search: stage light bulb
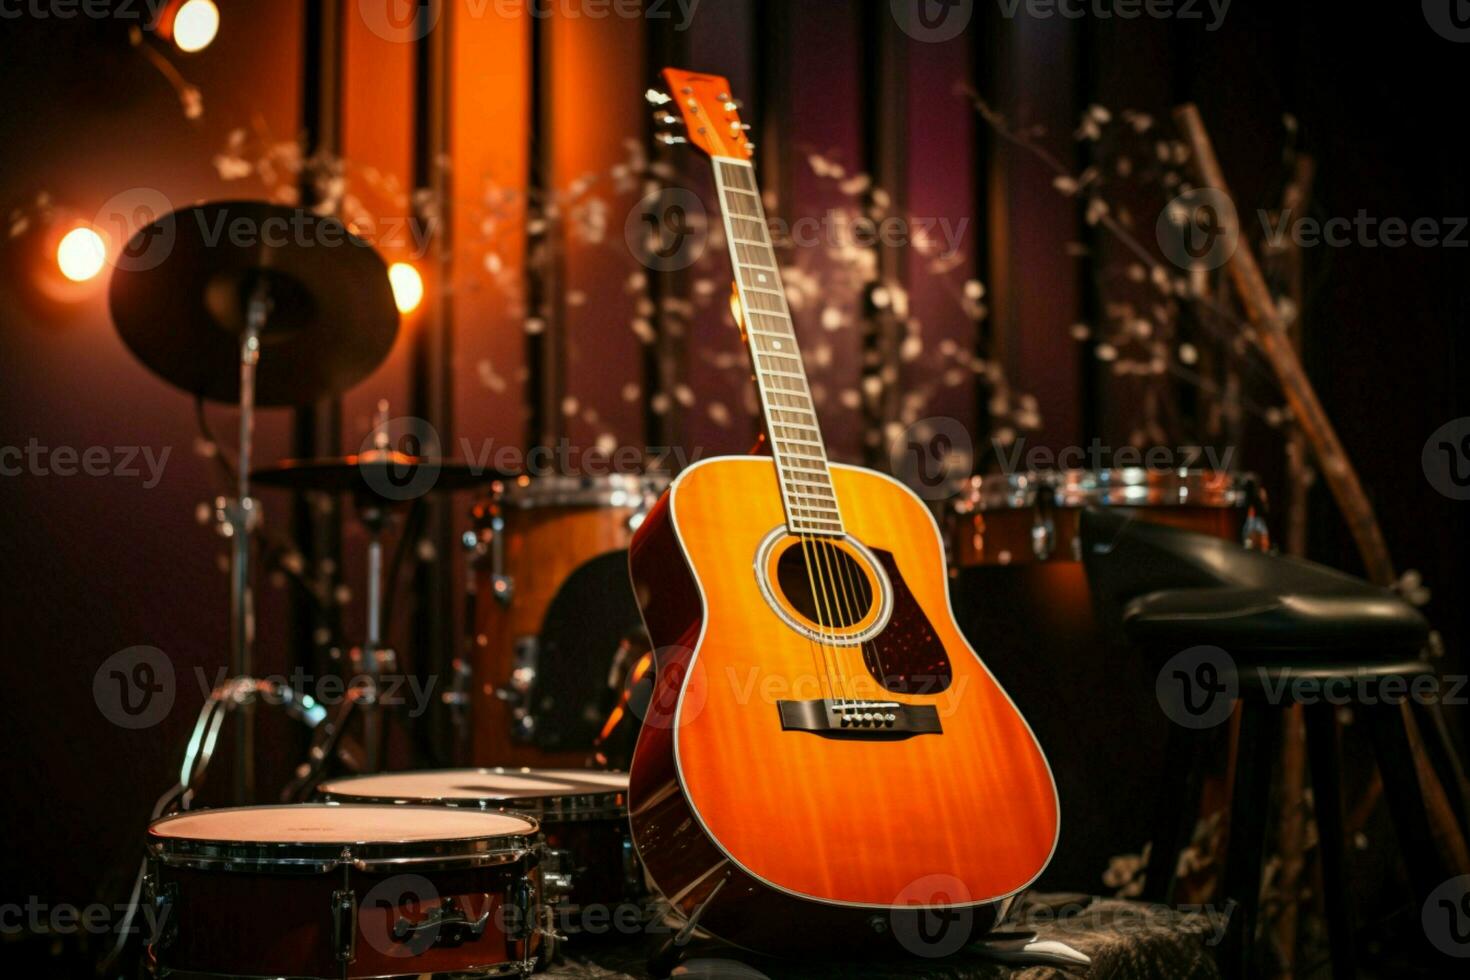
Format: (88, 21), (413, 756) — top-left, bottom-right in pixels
(388, 263), (424, 314)
(172, 0), (219, 53)
(57, 227), (106, 283)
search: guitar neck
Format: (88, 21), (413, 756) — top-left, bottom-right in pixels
(711, 157), (844, 538)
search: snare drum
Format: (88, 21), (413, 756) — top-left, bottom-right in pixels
(949, 468), (1253, 566)
(146, 804), (543, 978)
(469, 474), (668, 766)
(946, 469), (1261, 892)
(319, 769), (641, 915)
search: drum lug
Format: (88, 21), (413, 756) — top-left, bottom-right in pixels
(541, 847), (576, 902)
(510, 875), (537, 943)
(332, 887), (358, 965)
(481, 513), (515, 605)
(1031, 516), (1056, 561)
(499, 637), (540, 743)
(144, 874), (178, 951)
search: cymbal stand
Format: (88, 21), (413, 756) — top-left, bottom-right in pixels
(352, 493), (398, 772)
(217, 278), (269, 802)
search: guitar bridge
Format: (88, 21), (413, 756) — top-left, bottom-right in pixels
(776, 699), (941, 740)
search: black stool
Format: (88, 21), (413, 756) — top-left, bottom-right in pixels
(1079, 508), (1465, 978)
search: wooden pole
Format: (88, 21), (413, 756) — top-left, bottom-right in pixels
(1267, 153), (1314, 979)
(1172, 104), (1395, 588)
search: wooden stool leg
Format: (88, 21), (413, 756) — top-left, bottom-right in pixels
(1220, 704), (1280, 979)
(1367, 701), (1453, 911)
(1143, 725), (1206, 904)
(1303, 702), (1355, 980)
(1409, 698), (1470, 836)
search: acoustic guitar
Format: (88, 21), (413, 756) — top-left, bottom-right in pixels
(627, 68), (1059, 956)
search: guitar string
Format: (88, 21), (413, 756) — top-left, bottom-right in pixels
(788, 479), (838, 705)
(725, 157), (852, 710)
(718, 163), (838, 706)
(811, 531), (858, 715)
(818, 529), (873, 717)
(798, 526), (850, 708)
(746, 184), (847, 707)
(780, 377), (851, 706)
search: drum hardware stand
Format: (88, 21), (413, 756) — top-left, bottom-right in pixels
(351, 490), (399, 774)
(646, 876), (728, 977)
(214, 279), (270, 803)
(281, 682), (373, 801)
(102, 675), (330, 974)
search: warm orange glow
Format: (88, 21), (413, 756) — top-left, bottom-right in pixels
(172, 0), (219, 53)
(388, 262), (424, 314)
(56, 226), (106, 283)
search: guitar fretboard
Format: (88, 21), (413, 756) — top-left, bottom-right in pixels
(713, 158), (844, 537)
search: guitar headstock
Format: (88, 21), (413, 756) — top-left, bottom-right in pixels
(648, 67), (754, 161)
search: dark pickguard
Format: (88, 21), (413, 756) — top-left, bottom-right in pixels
(861, 548), (952, 694)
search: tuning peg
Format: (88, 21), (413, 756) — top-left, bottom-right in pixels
(724, 99), (743, 113)
(656, 133), (688, 146)
(645, 88), (673, 106)
(653, 111), (684, 129)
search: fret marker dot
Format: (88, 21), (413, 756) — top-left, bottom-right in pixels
(773, 341), (782, 350)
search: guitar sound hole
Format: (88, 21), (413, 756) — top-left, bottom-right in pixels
(775, 542), (874, 628)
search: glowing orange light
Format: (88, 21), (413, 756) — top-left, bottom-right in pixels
(388, 262), (424, 314)
(56, 226), (107, 283)
(172, 0), (219, 53)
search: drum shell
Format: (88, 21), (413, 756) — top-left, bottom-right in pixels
(148, 861), (540, 979)
(541, 816), (640, 913)
(470, 476), (663, 766)
(147, 806), (543, 979)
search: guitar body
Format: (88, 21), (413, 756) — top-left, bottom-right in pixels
(628, 457), (1059, 955)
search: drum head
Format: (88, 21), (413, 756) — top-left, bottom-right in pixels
(320, 769), (629, 822)
(149, 804), (538, 871)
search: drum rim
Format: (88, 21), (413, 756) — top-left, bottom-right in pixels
(317, 767), (630, 823)
(490, 472), (671, 510)
(148, 804), (541, 872)
(955, 467), (1254, 511)
(148, 966), (533, 979)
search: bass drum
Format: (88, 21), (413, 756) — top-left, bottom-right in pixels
(947, 468), (1263, 893)
(469, 474), (668, 767)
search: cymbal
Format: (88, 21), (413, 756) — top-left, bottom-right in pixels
(108, 201), (399, 406)
(252, 452), (506, 499)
